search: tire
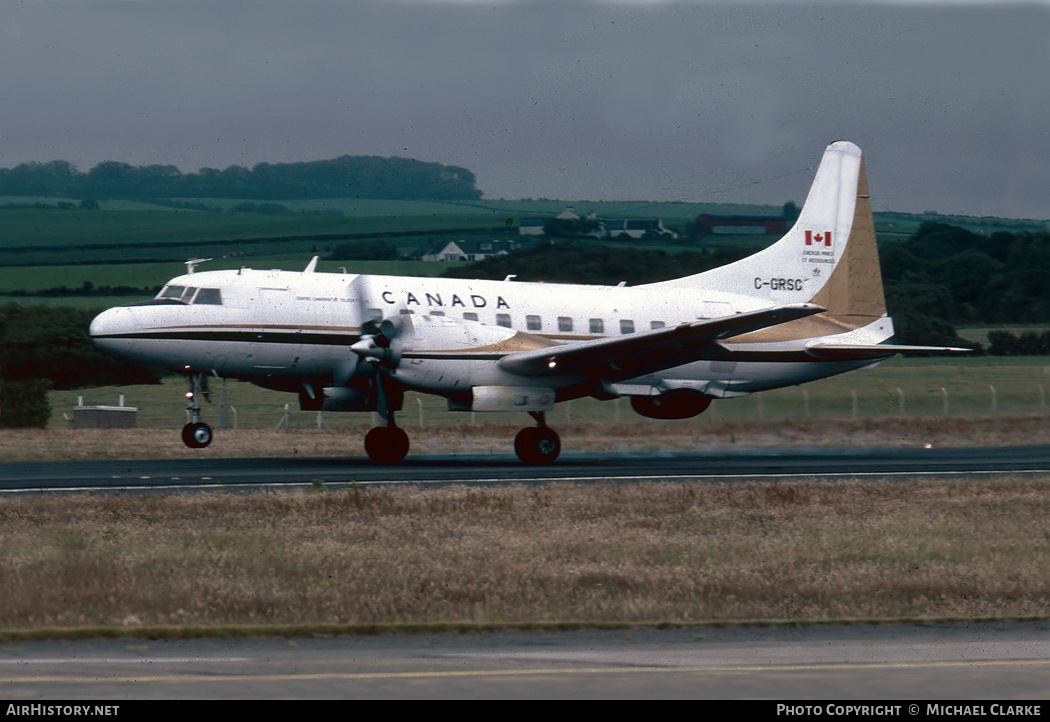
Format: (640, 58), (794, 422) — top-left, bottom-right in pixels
(515, 426), (561, 465)
(181, 422), (213, 449)
(365, 426), (410, 464)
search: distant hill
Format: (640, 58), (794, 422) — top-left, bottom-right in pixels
(0, 156), (483, 201)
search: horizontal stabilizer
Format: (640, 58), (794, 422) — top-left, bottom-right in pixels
(804, 343), (972, 360)
(499, 303), (825, 379)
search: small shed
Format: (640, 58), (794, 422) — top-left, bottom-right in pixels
(72, 395), (138, 429)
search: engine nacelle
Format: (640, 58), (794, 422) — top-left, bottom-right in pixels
(320, 386), (377, 412)
(299, 384), (378, 412)
(467, 386), (556, 412)
(630, 389), (712, 420)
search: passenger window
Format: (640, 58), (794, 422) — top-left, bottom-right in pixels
(650, 320), (665, 330)
(160, 285), (186, 300)
(463, 312), (479, 322)
(399, 309), (414, 315)
(526, 315), (542, 331)
(557, 316), (573, 332)
(620, 319), (635, 334)
(429, 310), (445, 316)
(496, 313), (512, 328)
(194, 288), (222, 305)
(589, 318), (604, 334)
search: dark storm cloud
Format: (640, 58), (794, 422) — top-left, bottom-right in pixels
(1, 0), (1047, 218)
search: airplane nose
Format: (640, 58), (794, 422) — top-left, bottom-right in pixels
(89, 307), (133, 356)
(90, 306), (122, 338)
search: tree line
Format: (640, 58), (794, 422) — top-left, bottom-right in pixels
(878, 222), (1050, 348)
(0, 304), (161, 428)
(0, 156), (482, 201)
(880, 221), (1050, 324)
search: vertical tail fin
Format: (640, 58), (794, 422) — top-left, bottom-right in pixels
(653, 141), (887, 333)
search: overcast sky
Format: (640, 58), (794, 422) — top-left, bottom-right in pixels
(2, 0), (1048, 218)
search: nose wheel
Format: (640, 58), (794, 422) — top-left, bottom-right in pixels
(515, 413), (561, 465)
(182, 421), (213, 449)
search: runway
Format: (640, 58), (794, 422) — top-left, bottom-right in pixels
(4, 444), (1050, 494)
(3, 448), (1049, 699)
(1, 622), (1047, 699)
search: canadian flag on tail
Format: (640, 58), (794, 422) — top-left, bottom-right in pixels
(805, 230), (832, 247)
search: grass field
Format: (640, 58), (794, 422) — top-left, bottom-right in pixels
(0, 206), (509, 249)
(0, 194), (817, 271)
(0, 204), (513, 266)
(0, 257), (456, 298)
(42, 357), (1050, 439)
(0, 477), (1046, 632)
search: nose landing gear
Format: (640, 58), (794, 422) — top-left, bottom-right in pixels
(181, 372), (213, 449)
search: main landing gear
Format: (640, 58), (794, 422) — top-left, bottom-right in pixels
(514, 411), (561, 465)
(364, 423), (410, 464)
(181, 372), (213, 449)
(362, 409), (561, 465)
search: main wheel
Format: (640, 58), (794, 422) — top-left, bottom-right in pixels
(364, 426), (410, 464)
(514, 426), (561, 465)
(181, 421), (213, 449)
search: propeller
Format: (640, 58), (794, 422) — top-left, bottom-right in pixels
(350, 315), (407, 369)
(345, 315), (411, 424)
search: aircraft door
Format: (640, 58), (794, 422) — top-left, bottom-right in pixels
(251, 287), (301, 372)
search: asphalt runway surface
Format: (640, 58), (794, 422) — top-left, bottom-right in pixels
(4, 444), (1050, 494)
(4, 447), (1048, 699)
(1, 623), (1047, 699)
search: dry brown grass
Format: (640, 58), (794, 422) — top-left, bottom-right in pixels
(3, 415), (1050, 461)
(3, 418), (1049, 635)
(1, 478), (1048, 631)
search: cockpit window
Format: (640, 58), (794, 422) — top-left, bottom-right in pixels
(156, 285), (222, 305)
(193, 288), (222, 305)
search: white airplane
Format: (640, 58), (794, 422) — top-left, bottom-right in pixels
(90, 141), (964, 464)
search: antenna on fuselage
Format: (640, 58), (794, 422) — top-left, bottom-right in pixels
(185, 258), (213, 274)
(304, 256), (319, 273)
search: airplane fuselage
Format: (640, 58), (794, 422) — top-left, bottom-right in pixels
(91, 265), (885, 403)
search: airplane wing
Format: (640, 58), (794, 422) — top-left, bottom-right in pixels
(498, 303), (825, 380)
(804, 343), (972, 360)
